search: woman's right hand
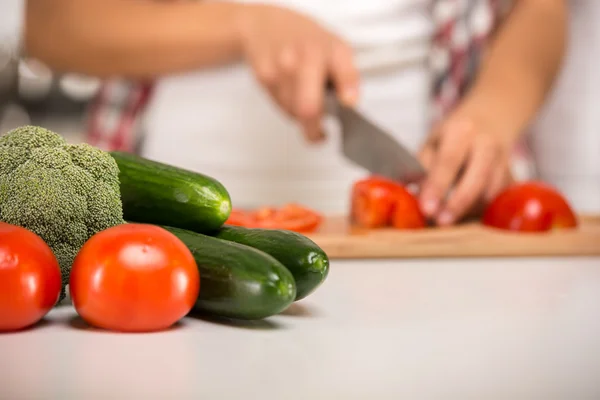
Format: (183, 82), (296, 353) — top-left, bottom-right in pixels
(235, 4), (360, 142)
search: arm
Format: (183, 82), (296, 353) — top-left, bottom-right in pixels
(459, 0), (568, 141)
(418, 0), (568, 225)
(24, 0), (359, 141)
(24, 0), (244, 79)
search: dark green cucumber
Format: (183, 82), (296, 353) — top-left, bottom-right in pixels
(111, 151), (231, 233)
(163, 225), (296, 320)
(213, 226), (329, 301)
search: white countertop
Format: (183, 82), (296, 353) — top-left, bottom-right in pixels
(2, 257), (600, 400)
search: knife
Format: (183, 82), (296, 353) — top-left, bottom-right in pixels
(325, 82), (427, 184)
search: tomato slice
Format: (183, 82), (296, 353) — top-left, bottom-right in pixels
(391, 189), (427, 230)
(351, 176), (426, 229)
(225, 203), (323, 233)
(225, 209), (254, 227)
(351, 176), (401, 228)
(482, 181), (578, 232)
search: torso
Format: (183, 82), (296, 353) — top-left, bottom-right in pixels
(529, 0), (600, 213)
(142, 0), (433, 213)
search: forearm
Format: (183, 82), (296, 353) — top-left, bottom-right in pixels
(24, 0), (243, 79)
(461, 0), (567, 141)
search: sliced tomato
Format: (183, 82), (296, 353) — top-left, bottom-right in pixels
(482, 181), (578, 232)
(256, 203), (322, 232)
(351, 176), (402, 228)
(391, 189), (427, 229)
(351, 176), (426, 229)
(225, 209), (254, 227)
(225, 203), (323, 233)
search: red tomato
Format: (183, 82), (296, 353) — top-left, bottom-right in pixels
(0, 222), (61, 332)
(69, 224), (200, 332)
(482, 181), (578, 232)
(391, 190), (427, 230)
(351, 176), (400, 228)
(226, 203), (323, 233)
(225, 209), (253, 227)
(351, 176), (426, 229)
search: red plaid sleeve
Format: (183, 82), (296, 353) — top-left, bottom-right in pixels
(431, 0), (534, 179)
(85, 79), (153, 152)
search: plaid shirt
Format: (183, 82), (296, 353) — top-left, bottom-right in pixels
(85, 0), (517, 157)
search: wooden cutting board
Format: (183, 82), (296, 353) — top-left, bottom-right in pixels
(307, 215), (600, 259)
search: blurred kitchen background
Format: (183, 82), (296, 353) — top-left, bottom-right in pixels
(0, 57), (96, 144)
(1, 0), (599, 213)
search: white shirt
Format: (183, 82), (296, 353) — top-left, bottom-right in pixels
(233, 0), (432, 72)
(143, 0), (433, 213)
(0, 0), (24, 100)
(529, 0), (600, 213)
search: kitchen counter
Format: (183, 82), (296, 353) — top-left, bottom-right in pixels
(2, 257), (600, 399)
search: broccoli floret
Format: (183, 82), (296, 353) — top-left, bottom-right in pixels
(0, 125), (125, 301)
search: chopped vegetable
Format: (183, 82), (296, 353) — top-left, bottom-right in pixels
(226, 203), (323, 233)
(0, 126), (125, 301)
(351, 176), (425, 229)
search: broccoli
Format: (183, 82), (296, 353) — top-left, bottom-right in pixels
(0, 126), (125, 301)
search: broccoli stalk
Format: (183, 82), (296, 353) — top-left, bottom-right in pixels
(0, 126), (125, 302)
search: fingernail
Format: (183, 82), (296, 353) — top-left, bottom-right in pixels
(437, 210), (454, 226)
(341, 88), (358, 105)
(313, 130), (326, 144)
(420, 198), (439, 216)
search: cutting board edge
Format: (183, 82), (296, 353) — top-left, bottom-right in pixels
(308, 213), (600, 259)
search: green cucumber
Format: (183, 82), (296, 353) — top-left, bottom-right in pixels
(111, 151), (231, 233)
(163, 225), (296, 320)
(213, 226), (329, 301)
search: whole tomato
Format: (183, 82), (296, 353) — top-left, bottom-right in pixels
(482, 181), (578, 232)
(0, 222), (61, 332)
(351, 176), (426, 229)
(69, 223), (200, 332)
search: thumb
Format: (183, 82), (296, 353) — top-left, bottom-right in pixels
(418, 143), (435, 172)
(418, 123), (442, 172)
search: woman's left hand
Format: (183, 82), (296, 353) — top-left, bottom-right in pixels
(417, 103), (515, 226)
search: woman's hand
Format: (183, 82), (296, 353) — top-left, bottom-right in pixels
(235, 4), (360, 142)
(418, 103), (515, 226)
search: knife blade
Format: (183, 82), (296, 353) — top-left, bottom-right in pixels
(325, 86), (427, 184)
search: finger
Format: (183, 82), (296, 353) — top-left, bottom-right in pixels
(415, 126), (441, 197)
(249, 50), (290, 116)
(251, 51), (278, 93)
(301, 116), (326, 143)
(329, 42), (359, 106)
(437, 135), (496, 225)
(275, 46), (298, 116)
(274, 84), (295, 119)
(415, 143), (435, 197)
(419, 118), (473, 217)
(295, 43), (327, 142)
(484, 162), (510, 202)
(278, 45), (298, 75)
(418, 131), (439, 172)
